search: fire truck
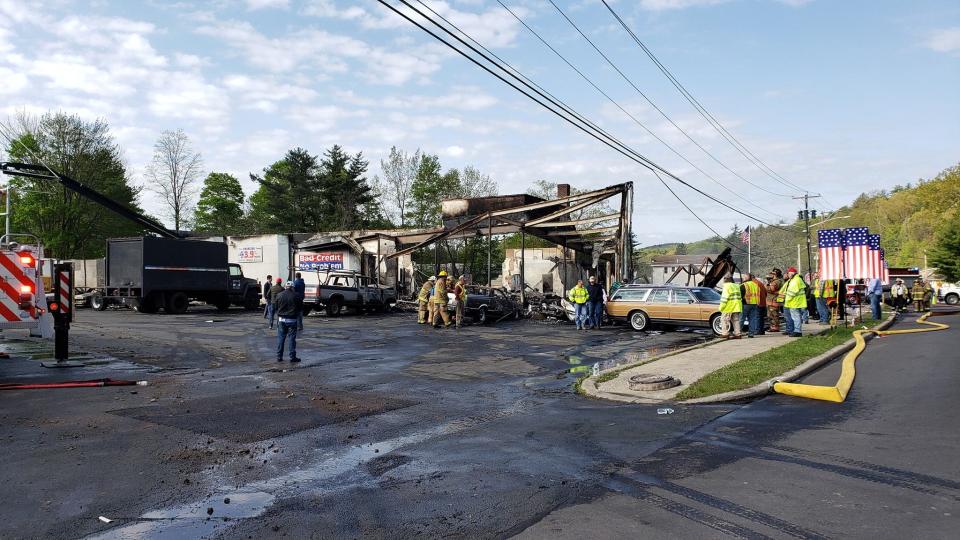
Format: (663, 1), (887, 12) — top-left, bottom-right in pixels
(0, 235), (52, 338)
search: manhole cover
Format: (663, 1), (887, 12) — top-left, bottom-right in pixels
(628, 373), (681, 391)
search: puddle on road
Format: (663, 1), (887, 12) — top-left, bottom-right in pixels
(92, 400), (534, 539)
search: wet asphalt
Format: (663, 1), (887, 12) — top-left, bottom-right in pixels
(1, 308), (956, 539)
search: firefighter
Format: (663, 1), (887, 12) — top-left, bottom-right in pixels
(912, 277), (931, 312)
(782, 267), (807, 337)
(765, 269), (783, 332)
(417, 276), (435, 324)
(453, 275), (468, 328)
(891, 278), (908, 313)
(719, 275), (742, 339)
(432, 271), (452, 328)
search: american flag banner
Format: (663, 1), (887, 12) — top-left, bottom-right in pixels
(844, 227), (872, 279)
(817, 228), (845, 279)
(868, 234), (882, 279)
(740, 226), (750, 245)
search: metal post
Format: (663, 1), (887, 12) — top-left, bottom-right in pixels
(562, 239), (567, 293)
(804, 194), (814, 279)
(487, 215), (492, 287)
(520, 225), (526, 307)
(4, 185), (9, 243)
(434, 243), (439, 277)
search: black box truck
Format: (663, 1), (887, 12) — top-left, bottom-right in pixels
(90, 237), (260, 313)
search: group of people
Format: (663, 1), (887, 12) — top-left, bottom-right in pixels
(888, 276), (934, 314)
(262, 272), (305, 362)
(566, 276), (607, 330)
(720, 267), (840, 339)
(416, 271), (469, 328)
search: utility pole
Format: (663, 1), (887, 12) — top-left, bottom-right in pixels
(794, 192), (821, 279)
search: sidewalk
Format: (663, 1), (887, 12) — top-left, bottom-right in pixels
(581, 323), (832, 403)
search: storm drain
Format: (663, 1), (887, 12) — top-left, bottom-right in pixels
(628, 374), (681, 391)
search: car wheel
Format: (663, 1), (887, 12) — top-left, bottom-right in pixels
(477, 306), (488, 324)
(91, 293), (107, 311)
(326, 297), (342, 317)
(946, 293), (959, 305)
(629, 311), (649, 331)
(710, 314), (724, 336)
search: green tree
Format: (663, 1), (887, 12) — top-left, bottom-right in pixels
(247, 146), (385, 233)
(930, 209), (960, 282)
(674, 242), (687, 255)
(247, 147), (324, 233)
(5, 112), (145, 258)
(193, 172), (245, 233)
(317, 145), (382, 230)
(406, 153), (445, 227)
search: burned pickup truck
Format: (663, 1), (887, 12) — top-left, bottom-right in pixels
(303, 270), (396, 316)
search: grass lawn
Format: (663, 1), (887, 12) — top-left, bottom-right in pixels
(674, 315), (885, 400)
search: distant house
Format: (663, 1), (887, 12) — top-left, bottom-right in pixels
(649, 254), (718, 285)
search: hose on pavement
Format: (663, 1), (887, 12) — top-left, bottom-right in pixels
(772, 311), (949, 403)
(0, 378), (148, 391)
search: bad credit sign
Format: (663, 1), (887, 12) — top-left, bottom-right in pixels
(298, 251), (344, 271)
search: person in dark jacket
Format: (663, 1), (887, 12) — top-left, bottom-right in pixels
(266, 278), (283, 329)
(293, 272), (306, 331)
(585, 275), (605, 329)
(273, 281), (302, 362)
(262, 275), (272, 320)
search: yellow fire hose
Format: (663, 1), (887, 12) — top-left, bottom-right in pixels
(772, 312), (950, 403)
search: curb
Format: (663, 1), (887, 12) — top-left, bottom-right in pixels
(679, 313), (898, 404)
(579, 337), (722, 402)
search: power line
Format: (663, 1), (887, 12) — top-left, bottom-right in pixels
(650, 170), (745, 254)
(379, 0), (794, 233)
(545, 0), (794, 200)
(493, 0), (785, 223)
(599, 0), (808, 195)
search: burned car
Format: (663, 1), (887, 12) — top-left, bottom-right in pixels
(446, 287), (523, 324)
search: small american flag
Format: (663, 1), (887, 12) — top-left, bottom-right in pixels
(881, 248), (890, 284)
(845, 227), (871, 279)
(818, 228), (844, 280)
(868, 234), (881, 279)
(740, 226), (750, 245)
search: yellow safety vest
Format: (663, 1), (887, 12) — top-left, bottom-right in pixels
(813, 279), (821, 298)
(784, 275), (808, 309)
(457, 283), (468, 302)
(822, 279), (836, 299)
(719, 282), (742, 313)
(568, 286), (588, 304)
(742, 280), (760, 305)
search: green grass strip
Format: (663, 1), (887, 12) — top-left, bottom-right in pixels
(674, 316), (884, 401)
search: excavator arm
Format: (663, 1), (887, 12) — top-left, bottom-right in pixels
(0, 162), (181, 240)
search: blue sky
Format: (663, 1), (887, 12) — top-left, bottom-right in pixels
(1, 0), (957, 243)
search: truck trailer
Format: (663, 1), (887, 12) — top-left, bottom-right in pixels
(90, 237), (260, 313)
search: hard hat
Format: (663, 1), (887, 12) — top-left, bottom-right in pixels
(284, 281), (294, 288)
(438, 270), (448, 277)
(787, 267), (798, 273)
(429, 276), (436, 281)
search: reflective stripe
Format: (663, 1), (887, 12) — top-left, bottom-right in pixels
(144, 266), (227, 272)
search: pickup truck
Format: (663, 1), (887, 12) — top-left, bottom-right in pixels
(939, 283), (959, 305)
(303, 270), (397, 316)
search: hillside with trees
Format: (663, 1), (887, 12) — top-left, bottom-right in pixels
(634, 163), (960, 281)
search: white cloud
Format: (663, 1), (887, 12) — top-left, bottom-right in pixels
(305, 0), (524, 48)
(246, 0), (289, 10)
(924, 27), (960, 54)
(0, 66), (27, 94)
(195, 19), (441, 85)
(147, 72), (230, 125)
(444, 145), (465, 157)
(286, 105), (369, 133)
(638, 0), (730, 10)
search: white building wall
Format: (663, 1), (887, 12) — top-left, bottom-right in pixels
(226, 234), (291, 284)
